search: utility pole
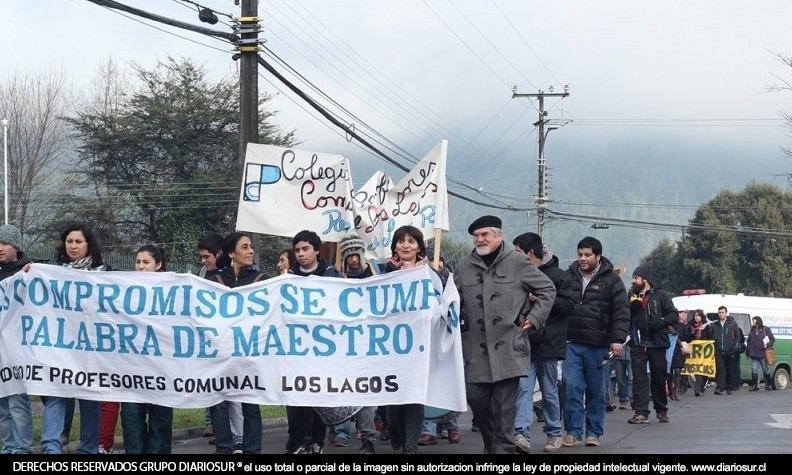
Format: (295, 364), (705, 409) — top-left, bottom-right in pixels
(512, 87), (570, 238)
(235, 1), (263, 260)
(236, 0), (260, 178)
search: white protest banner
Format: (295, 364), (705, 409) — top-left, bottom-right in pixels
(0, 265), (465, 411)
(350, 170), (393, 259)
(235, 143), (355, 240)
(350, 140), (450, 259)
(234, 141), (449, 257)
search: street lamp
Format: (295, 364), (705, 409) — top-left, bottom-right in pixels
(2, 118), (7, 225)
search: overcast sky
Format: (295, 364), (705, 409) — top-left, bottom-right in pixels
(4, 0), (792, 245)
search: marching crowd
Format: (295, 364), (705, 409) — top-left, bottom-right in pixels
(0, 215), (778, 455)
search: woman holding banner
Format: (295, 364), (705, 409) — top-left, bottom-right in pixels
(119, 245), (174, 453)
(382, 225), (436, 455)
(682, 310), (712, 397)
(209, 232), (265, 454)
(40, 223), (106, 454)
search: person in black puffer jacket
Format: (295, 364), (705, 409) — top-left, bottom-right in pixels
(563, 236), (629, 448)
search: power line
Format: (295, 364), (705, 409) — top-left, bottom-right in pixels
(489, 0), (563, 87)
(85, 0), (237, 42)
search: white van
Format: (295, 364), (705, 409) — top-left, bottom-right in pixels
(672, 292), (791, 390)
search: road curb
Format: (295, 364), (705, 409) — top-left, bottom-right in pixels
(56, 417), (289, 454)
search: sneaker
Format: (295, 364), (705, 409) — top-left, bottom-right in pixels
(628, 413), (649, 424)
(437, 429), (449, 439)
(619, 402), (630, 410)
(202, 424), (214, 438)
(418, 433), (437, 446)
(585, 436), (600, 447)
(402, 446), (418, 454)
(714, 389), (723, 395)
(514, 433), (531, 453)
(309, 443), (323, 454)
(334, 438), (349, 448)
(98, 446), (113, 454)
(233, 443), (243, 454)
(358, 441), (376, 454)
(544, 436), (562, 453)
(605, 403), (616, 412)
(448, 427), (461, 444)
(657, 411), (669, 423)
(286, 446), (306, 454)
(561, 434), (581, 447)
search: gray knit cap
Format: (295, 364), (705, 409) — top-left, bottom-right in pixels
(0, 224), (22, 251)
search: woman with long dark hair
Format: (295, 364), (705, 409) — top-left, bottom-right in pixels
(41, 223), (105, 454)
(747, 316), (776, 391)
(209, 233), (265, 454)
(683, 309), (712, 397)
(119, 245), (174, 453)
(383, 225), (429, 455)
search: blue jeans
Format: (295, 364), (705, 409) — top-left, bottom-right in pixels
(210, 401), (261, 454)
(750, 357), (771, 376)
(120, 403), (173, 454)
(421, 417), (458, 435)
(515, 359), (562, 439)
(40, 396), (66, 454)
(563, 342), (608, 439)
(333, 419), (354, 442)
(611, 358), (632, 403)
(0, 394), (33, 454)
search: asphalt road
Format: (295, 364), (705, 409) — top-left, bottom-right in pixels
(162, 385), (792, 455)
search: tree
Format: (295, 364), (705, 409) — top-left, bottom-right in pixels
(639, 238), (683, 292)
(0, 69), (72, 244)
(66, 57), (294, 261)
(40, 58), (130, 249)
(643, 182), (792, 296)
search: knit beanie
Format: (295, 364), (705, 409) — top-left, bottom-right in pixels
(632, 266), (652, 283)
(0, 224), (22, 251)
(339, 234), (366, 264)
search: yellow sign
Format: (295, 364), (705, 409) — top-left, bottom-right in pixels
(681, 340), (715, 377)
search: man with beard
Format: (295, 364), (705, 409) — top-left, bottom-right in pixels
(454, 216), (555, 454)
(563, 237), (629, 448)
(626, 267), (678, 424)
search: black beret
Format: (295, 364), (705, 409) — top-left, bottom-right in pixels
(468, 215), (502, 235)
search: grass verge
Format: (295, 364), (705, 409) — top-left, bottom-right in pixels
(31, 397), (286, 445)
